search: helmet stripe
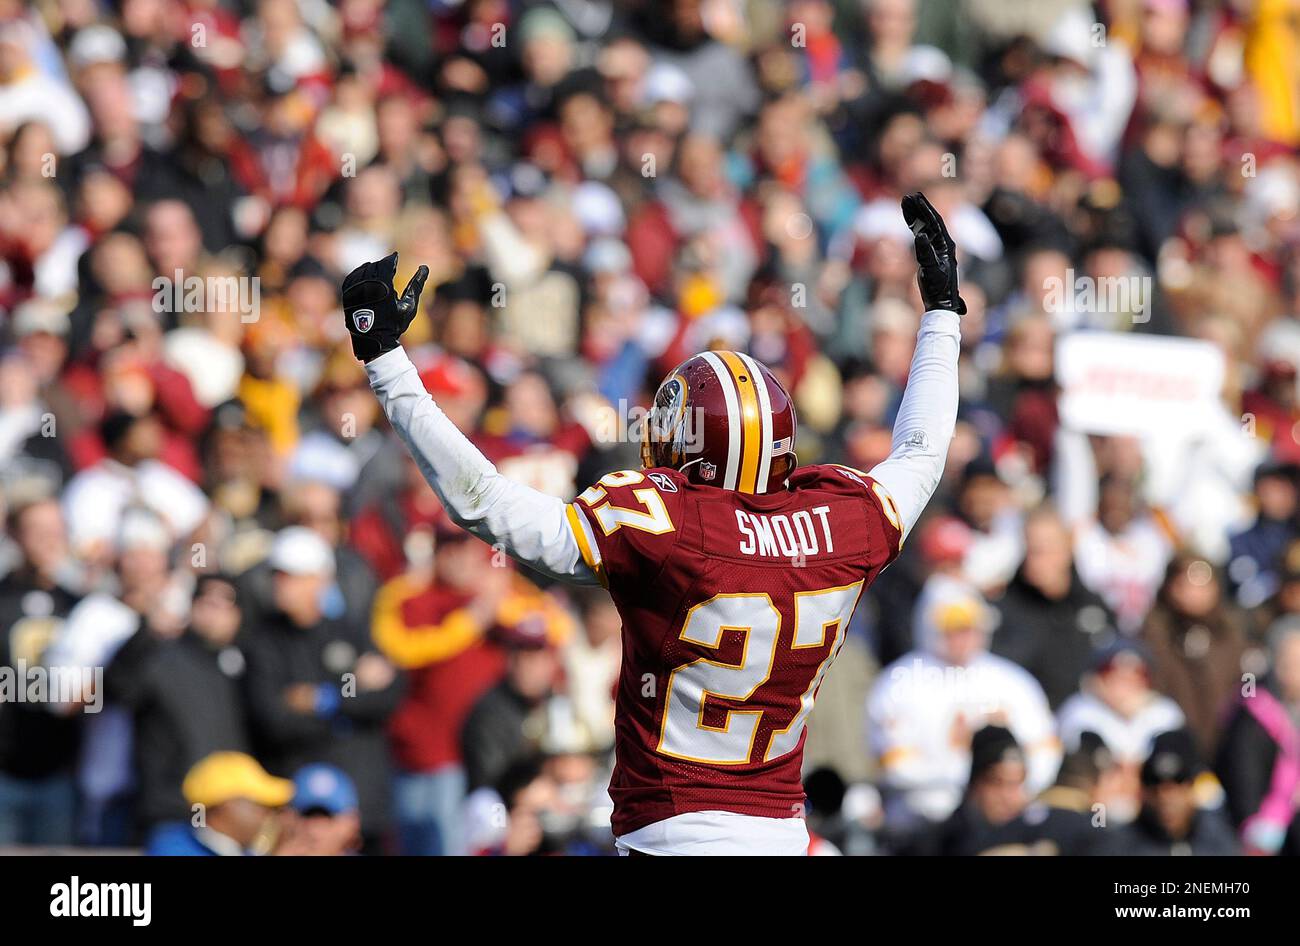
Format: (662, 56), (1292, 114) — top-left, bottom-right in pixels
(718, 350), (762, 493)
(738, 352), (774, 492)
(699, 351), (741, 490)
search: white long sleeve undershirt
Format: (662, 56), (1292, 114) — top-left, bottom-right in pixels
(868, 308), (963, 539)
(366, 307), (958, 582)
(365, 347), (601, 585)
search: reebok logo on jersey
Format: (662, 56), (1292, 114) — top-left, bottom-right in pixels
(834, 466), (867, 488)
(648, 472), (678, 492)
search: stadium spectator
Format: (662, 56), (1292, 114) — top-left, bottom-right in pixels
(866, 574), (1059, 832)
(1216, 616), (1300, 856)
(1141, 554), (1252, 757)
(1074, 472), (1172, 632)
(461, 607), (565, 792)
(1, 309), (74, 484)
(1056, 639), (1186, 820)
(563, 587), (620, 753)
(992, 503), (1114, 708)
(951, 457), (1023, 593)
(1226, 460), (1300, 609)
(145, 751), (293, 856)
(0, 493), (82, 846)
(46, 506), (186, 846)
(1057, 641), (1185, 760)
(371, 526), (514, 856)
(905, 724), (1030, 856)
(0, 19), (91, 155)
(60, 409), (209, 568)
(106, 573), (251, 833)
(983, 732), (1117, 856)
(241, 526), (402, 851)
(491, 755), (560, 857)
(1096, 729), (1239, 856)
(277, 763), (362, 857)
(238, 477), (378, 631)
(802, 767), (878, 857)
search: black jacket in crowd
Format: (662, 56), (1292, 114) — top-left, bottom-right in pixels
(993, 567), (1114, 709)
(1094, 805), (1240, 856)
(460, 680), (538, 793)
(980, 786), (1106, 856)
(105, 627), (251, 829)
(900, 799), (1005, 857)
(1215, 683), (1300, 856)
(242, 610), (403, 835)
(0, 572), (82, 780)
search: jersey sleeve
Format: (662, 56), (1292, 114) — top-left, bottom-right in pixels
(566, 469), (686, 591)
(791, 463), (906, 573)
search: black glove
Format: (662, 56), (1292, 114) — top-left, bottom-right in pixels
(902, 192), (966, 316)
(341, 252), (430, 362)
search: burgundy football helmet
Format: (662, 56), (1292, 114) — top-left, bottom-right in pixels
(641, 350), (798, 494)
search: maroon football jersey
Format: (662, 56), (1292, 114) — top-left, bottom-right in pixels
(567, 462), (904, 837)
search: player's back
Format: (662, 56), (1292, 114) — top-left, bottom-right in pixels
(567, 462), (904, 841)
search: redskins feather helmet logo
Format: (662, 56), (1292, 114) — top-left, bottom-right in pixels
(353, 308), (375, 333)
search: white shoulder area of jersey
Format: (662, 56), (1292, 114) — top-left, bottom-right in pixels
(826, 463), (871, 488)
(817, 463), (904, 532)
(568, 468), (688, 586)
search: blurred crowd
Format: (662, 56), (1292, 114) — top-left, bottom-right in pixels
(1, 0), (1300, 856)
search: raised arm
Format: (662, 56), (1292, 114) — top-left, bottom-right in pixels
(868, 193), (964, 538)
(342, 253), (599, 586)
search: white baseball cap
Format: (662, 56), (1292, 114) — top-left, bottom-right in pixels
(11, 299), (71, 337)
(68, 25), (127, 70)
(268, 526), (335, 577)
(117, 507), (172, 552)
(643, 62), (694, 106)
(571, 181), (625, 237)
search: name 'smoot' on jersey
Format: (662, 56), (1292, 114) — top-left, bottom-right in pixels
(734, 507), (834, 557)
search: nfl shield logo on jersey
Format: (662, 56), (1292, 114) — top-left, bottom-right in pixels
(353, 308), (375, 333)
(699, 461), (717, 481)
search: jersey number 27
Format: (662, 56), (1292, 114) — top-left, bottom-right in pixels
(657, 581), (863, 765)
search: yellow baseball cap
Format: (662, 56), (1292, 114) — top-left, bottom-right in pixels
(934, 598), (985, 634)
(182, 752), (295, 809)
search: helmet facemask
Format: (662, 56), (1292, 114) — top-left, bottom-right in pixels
(641, 373), (690, 471)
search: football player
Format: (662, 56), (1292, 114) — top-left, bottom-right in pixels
(343, 192), (964, 855)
